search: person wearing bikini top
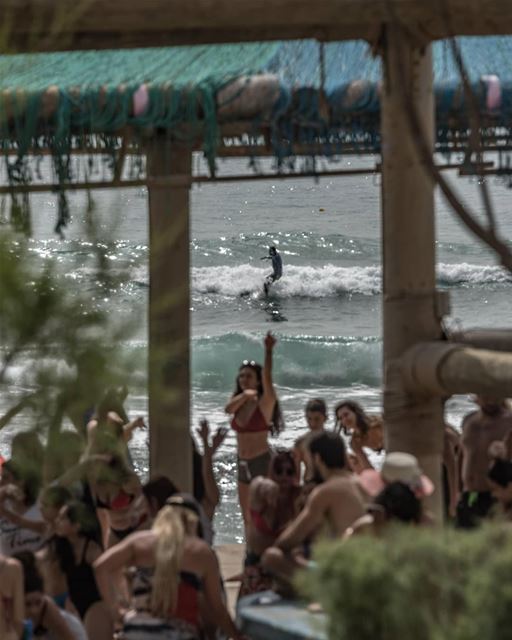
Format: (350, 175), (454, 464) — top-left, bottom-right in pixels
(225, 332), (284, 532)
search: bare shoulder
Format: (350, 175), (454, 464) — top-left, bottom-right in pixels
(185, 536), (211, 556)
(184, 537), (216, 570)
(310, 476), (355, 503)
(0, 556), (22, 591)
(461, 410), (479, 429)
(4, 556), (22, 575)
(130, 529), (157, 553)
(86, 419), (98, 435)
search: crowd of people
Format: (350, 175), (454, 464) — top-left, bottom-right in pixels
(1, 332), (512, 638)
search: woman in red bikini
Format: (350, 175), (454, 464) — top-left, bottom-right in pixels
(225, 332), (284, 530)
(239, 449), (300, 598)
(90, 456), (148, 547)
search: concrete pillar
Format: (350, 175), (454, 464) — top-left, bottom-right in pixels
(381, 26), (444, 519)
(146, 139), (192, 492)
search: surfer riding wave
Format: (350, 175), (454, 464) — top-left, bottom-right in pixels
(261, 246), (283, 295)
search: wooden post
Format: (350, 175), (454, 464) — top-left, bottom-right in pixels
(381, 26), (444, 520)
(146, 138), (192, 492)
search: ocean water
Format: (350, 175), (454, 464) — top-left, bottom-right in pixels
(2, 154), (512, 543)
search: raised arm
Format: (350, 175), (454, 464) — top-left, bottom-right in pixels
(55, 453), (111, 488)
(122, 416), (146, 442)
(0, 496), (46, 535)
(196, 420), (226, 517)
(262, 332), (277, 400)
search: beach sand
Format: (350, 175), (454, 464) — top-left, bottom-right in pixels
(216, 543), (245, 615)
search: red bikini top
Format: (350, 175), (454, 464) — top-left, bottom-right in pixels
(231, 406), (269, 433)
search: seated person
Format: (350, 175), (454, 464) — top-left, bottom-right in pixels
(262, 432), (366, 590)
(344, 481), (424, 538)
(487, 432), (512, 520)
(15, 550), (87, 640)
(239, 450), (300, 598)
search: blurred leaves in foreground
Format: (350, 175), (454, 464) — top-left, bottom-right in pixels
(0, 204), (138, 469)
(299, 524), (512, 640)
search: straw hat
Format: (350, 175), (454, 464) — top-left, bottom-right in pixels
(358, 452), (434, 497)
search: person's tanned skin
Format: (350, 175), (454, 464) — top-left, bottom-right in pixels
(462, 397), (512, 492)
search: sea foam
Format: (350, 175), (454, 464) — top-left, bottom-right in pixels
(190, 262), (510, 298)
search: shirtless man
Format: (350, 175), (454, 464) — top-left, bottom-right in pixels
(262, 432), (366, 588)
(457, 396), (512, 528)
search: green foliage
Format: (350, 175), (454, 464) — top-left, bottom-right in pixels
(0, 212), (137, 474)
(298, 524), (512, 640)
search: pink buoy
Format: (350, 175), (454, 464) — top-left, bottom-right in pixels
(482, 75), (501, 112)
(133, 84), (149, 116)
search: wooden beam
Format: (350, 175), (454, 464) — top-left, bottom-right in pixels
(0, 161), (496, 195)
(402, 342), (512, 398)
(3, 0), (512, 53)
(146, 141), (192, 491)
(0, 167), (379, 194)
(449, 329), (512, 352)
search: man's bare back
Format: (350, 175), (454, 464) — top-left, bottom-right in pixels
(462, 405), (512, 492)
(313, 475), (367, 537)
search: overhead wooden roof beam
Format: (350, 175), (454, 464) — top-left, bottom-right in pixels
(3, 0), (512, 53)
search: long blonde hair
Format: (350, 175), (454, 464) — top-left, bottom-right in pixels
(151, 504), (199, 617)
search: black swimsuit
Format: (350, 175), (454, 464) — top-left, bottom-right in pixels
(62, 538), (101, 619)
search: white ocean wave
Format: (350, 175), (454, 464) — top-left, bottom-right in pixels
(192, 264), (382, 297)
(130, 261), (511, 298)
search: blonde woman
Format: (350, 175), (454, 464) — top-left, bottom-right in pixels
(94, 494), (244, 639)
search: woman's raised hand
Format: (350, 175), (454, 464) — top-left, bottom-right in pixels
(197, 418), (210, 446)
(264, 331), (277, 351)
(211, 427), (228, 453)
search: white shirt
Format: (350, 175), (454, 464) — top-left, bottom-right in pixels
(0, 502), (44, 556)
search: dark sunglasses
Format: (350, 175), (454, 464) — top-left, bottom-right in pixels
(241, 360), (256, 367)
(274, 465), (295, 477)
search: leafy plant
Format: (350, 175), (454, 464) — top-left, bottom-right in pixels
(299, 524), (512, 640)
(0, 203), (137, 480)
